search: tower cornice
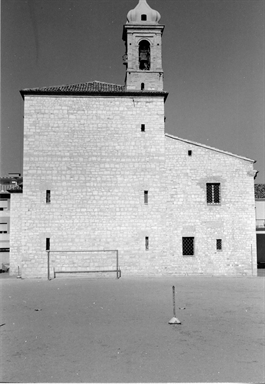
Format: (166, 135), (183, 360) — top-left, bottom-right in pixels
(122, 23), (165, 41)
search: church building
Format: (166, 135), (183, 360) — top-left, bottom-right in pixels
(10, 0), (257, 278)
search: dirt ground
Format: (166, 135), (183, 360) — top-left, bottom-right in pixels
(0, 274), (264, 383)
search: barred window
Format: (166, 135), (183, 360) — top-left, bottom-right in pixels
(182, 237), (194, 256)
(216, 239), (222, 251)
(206, 183), (220, 204)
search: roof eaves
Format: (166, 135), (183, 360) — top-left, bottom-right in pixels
(20, 89), (168, 100)
(165, 133), (256, 163)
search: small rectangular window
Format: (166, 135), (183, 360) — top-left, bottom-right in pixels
(46, 238), (50, 251)
(141, 83), (145, 90)
(141, 124), (145, 132)
(144, 190), (148, 204)
(46, 190), (51, 203)
(141, 14), (147, 20)
(206, 183), (220, 204)
(182, 237), (194, 256)
(145, 237), (149, 250)
(216, 239), (222, 251)
(188, 150), (192, 156)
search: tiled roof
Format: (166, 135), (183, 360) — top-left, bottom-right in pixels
(21, 81), (125, 93)
(255, 184), (265, 199)
(20, 80), (168, 98)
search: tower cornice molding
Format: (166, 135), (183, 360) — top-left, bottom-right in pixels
(123, 24), (165, 41)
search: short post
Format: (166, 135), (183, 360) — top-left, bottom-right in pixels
(169, 285), (181, 324)
(17, 266), (21, 278)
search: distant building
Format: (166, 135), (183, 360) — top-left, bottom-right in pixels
(0, 191), (10, 253)
(255, 184), (265, 267)
(0, 174), (22, 268)
(9, 0), (257, 278)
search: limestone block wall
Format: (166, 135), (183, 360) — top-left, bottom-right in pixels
(126, 72), (164, 92)
(9, 193), (23, 276)
(164, 135), (257, 276)
(21, 95), (167, 278)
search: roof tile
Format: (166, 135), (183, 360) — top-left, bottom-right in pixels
(21, 81), (126, 93)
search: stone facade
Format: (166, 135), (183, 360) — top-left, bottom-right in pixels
(9, 0), (257, 278)
(9, 92), (257, 278)
(164, 135), (257, 276)
(16, 94), (167, 278)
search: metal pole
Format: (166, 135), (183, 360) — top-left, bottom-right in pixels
(116, 250), (119, 279)
(251, 244), (253, 276)
(47, 251), (50, 280)
(172, 286), (176, 317)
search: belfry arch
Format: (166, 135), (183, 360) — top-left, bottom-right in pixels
(139, 40), (150, 70)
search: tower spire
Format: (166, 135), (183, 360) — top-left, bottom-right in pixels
(122, 0), (165, 91)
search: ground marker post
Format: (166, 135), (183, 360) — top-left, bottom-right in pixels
(17, 266), (21, 279)
(168, 286), (181, 325)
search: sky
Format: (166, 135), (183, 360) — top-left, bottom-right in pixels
(1, 0), (265, 183)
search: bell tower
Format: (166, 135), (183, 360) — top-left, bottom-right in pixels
(122, 0), (165, 91)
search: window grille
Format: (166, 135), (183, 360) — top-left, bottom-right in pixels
(182, 237), (194, 256)
(206, 183), (220, 204)
(216, 239), (222, 251)
(141, 14), (147, 20)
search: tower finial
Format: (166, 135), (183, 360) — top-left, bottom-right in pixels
(127, 0), (161, 24)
